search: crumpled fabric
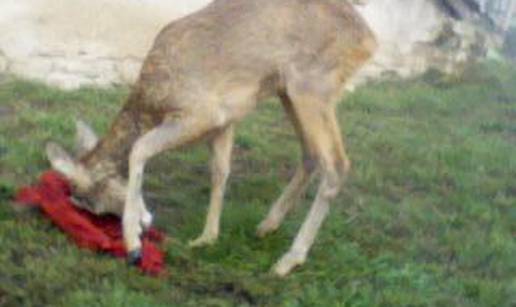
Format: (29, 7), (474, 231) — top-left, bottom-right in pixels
(15, 170), (165, 276)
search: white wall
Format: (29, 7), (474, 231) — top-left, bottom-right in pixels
(0, 0), (210, 89)
(0, 0), (491, 89)
(354, 0), (484, 84)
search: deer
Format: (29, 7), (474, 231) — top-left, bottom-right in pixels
(45, 0), (376, 276)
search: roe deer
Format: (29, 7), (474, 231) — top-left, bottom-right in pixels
(45, 0), (376, 276)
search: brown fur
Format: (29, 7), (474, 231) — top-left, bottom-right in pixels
(47, 0), (376, 276)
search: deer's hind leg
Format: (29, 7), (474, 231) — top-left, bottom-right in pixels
(189, 124), (234, 247)
(271, 73), (351, 276)
(256, 93), (317, 238)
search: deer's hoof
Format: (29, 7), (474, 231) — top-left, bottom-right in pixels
(188, 234), (217, 248)
(127, 249), (142, 266)
(256, 219), (279, 238)
(272, 251), (306, 277)
(140, 210), (153, 231)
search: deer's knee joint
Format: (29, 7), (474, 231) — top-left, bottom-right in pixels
(321, 171), (342, 199)
(212, 167), (230, 184)
(303, 156), (318, 173)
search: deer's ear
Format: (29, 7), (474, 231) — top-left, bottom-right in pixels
(46, 142), (92, 189)
(46, 142), (77, 176)
(75, 119), (98, 156)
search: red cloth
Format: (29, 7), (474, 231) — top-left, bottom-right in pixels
(15, 170), (165, 276)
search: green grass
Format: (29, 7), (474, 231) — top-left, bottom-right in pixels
(0, 62), (515, 306)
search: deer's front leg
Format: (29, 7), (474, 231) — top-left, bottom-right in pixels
(189, 125), (234, 247)
(124, 118), (217, 263)
(124, 145), (148, 262)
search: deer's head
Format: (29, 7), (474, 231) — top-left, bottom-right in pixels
(45, 120), (126, 216)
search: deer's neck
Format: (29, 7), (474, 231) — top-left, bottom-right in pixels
(81, 100), (157, 179)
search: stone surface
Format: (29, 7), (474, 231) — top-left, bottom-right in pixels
(0, 0), (209, 89)
(0, 0), (500, 90)
(351, 0), (495, 86)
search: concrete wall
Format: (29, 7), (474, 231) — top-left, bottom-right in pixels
(0, 0), (492, 90)
(0, 0), (209, 89)
(356, 0), (483, 83)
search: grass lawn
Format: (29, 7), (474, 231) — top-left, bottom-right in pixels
(0, 62), (515, 306)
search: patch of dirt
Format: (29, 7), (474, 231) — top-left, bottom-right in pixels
(0, 287), (7, 306)
(180, 282), (257, 306)
(217, 282), (256, 306)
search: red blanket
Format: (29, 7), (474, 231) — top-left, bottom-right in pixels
(15, 171), (165, 276)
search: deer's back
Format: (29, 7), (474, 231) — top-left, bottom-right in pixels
(130, 0), (376, 120)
